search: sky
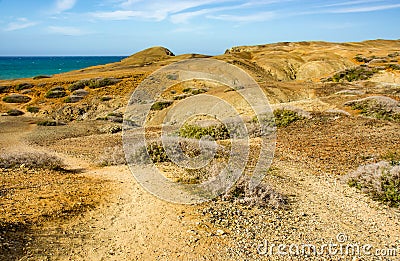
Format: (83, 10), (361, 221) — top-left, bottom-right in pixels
(0, 0), (399, 56)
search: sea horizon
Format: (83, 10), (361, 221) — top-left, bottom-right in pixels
(0, 56), (127, 80)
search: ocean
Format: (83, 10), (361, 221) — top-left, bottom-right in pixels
(0, 56), (126, 80)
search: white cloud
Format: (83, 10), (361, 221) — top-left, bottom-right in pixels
(53, 0), (77, 14)
(322, 0), (383, 7)
(92, 0), (235, 21)
(48, 26), (87, 36)
(91, 10), (162, 20)
(208, 11), (276, 22)
(331, 3), (400, 13)
(4, 18), (38, 31)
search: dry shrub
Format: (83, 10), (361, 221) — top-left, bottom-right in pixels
(347, 161), (400, 207)
(345, 96), (400, 121)
(0, 152), (65, 170)
(223, 178), (287, 208)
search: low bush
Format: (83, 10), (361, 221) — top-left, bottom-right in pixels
(100, 96), (112, 101)
(45, 86), (66, 98)
(179, 124), (230, 140)
(150, 100), (173, 110)
(0, 86), (10, 93)
(88, 78), (121, 89)
(2, 94), (31, 103)
(37, 120), (65, 126)
(0, 152), (65, 170)
(6, 109), (24, 116)
(26, 106), (40, 113)
(33, 75), (51, 80)
(15, 83), (33, 91)
(64, 95), (83, 103)
(347, 161), (400, 207)
(386, 64), (400, 70)
(69, 80), (89, 91)
(272, 109), (303, 127)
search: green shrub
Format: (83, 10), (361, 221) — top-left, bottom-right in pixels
(15, 83), (33, 91)
(273, 109), (303, 127)
(27, 106), (40, 113)
(6, 109), (24, 116)
(150, 100), (173, 110)
(2, 94), (31, 103)
(179, 124), (230, 140)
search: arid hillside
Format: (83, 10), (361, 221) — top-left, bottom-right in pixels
(0, 40), (399, 260)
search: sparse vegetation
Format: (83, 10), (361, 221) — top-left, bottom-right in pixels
(69, 77), (120, 91)
(182, 88), (207, 95)
(327, 66), (378, 82)
(2, 94), (31, 103)
(150, 100), (173, 110)
(0, 152), (65, 170)
(385, 64), (400, 70)
(354, 54), (372, 63)
(345, 96), (400, 122)
(6, 109), (24, 116)
(45, 86), (67, 98)
(347, 161), (400, 207)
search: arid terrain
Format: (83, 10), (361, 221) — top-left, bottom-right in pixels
(1, 40), (400, 260)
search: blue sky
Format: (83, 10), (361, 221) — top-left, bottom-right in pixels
(0, 0), (399, 56)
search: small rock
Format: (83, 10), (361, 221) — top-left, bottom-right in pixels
(216, 229), (225, 236)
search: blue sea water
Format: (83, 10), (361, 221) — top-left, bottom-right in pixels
(0, 56), (126, 80)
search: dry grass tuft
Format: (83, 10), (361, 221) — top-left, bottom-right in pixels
(0, 152), (65, 170)
(347, 161), (400, 207)
(223, 178), (287, 208)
